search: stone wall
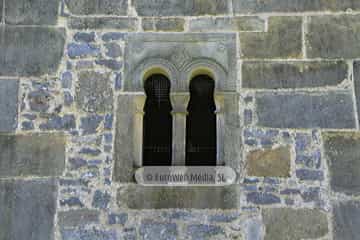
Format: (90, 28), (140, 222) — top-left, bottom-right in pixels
(1, 0), (360, 239)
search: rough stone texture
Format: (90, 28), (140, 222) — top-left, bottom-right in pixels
(234, 0), (360, 13)
(263, 208), (328, 240)
(242, 61), (347, 89)
(58, 209), (100, 227)
(139, 221), (177, 240)
(255, 91), (356, 129)
(307, 15), (360, 58)
(189, 16), (265, 32)
(240, 17), (302, 59)
(0, 134), (65, 177)
(323, 132), (360, 195)
(133, 0), (230, 16)
(0, 179), (58, 240)
(64, 0), (128, 15)
(0, 26), (65, 77)
(0, 79), (18, 133)
(68, 17), (137, 30)
(247, 146), (291, 177)
(353, 61), (360, 127)
(76, 71), (113, 113)
(5, 0), (59, 25)
(186, 224), (225, 239)
(142, 18), (185, 32)
(333, 201), (360, 240)
(117, 185), (240, 209)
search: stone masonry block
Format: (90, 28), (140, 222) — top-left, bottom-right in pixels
(142, 18), (185, 32)
(307, 15), (360, 58)
(255, 91), (356, 129)
(263, 208), (328, 240)
(333, 201), (360, 240)
(5, 0), (59, 25)
(240, 17), (302, 59)
(68, 17), (137, 30)
(64, 0), (128, 15)
(323, 132), (360, 195)
(0, 134), (65, 177)
(242, 61), (347, 89)
(133, 0), (231, 16)
(0, 79), (18, 133)
(234, 0), (360, 14)
(0, 26), (65, 77)
(0, 179), (58, 240)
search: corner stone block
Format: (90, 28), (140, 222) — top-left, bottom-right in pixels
(263, 208), (328, 240)
(0, 179), (58, 240)
(240, 16), (302, 59)
(323, 132), (360, 195)
(0, 26), (65, 77)
(0, 79), (18, 133)
(5, 0), (59, 25)
(255, 91), (356, 129)
(117, 185), (240, 209)
(307, 15), (360, 58)
(133, 0), (230, 16)
(333, 201), (360, 240)
(64, 0), (128, 15)
(0, 134), (65, 177)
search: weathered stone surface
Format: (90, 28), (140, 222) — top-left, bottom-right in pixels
(263, 208), (328, 240)
(58, 209), (100, 227)
(133, 0), (230, 16)
(104, 43), (122, 58)
(323, 132), (360, 195)
(117, 185), (240, 209)
(142, 18), (185, 32)
(247, 146), (291, 177)
(0, 134), (65, 177)
(333, 201), (360, 240)
(186, 224), (225, 239)
(76, 71), (113, 113)
(67, 43), (100, 59)
(64, 0), (128, 15)
(247, 192), (281, 205)
(68, 17), (137, 30)
(296, 169), (324, 181)
(255, 91), (356, 129)
(234, 0), (360, 14)
(5, 0), (59, 25)
(0, 26), (65, 77)
(0, 179), (57, 240)
(240, 17), (302, 59)
(353, 61), (360, 127)
(242, 61), (347, 89)
(61, 229), (117, 240)
(189, 16), (265, 32)
(0, 79), (18, 132)
(139, 221), (177, 240)
(307, 15), (360, 58)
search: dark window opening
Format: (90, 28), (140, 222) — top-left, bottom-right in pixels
(186, 75), (217, 166)
(143, 74), (173, 166)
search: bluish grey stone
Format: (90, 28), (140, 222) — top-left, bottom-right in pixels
(39, 115), (76, 130)
(68, 158), (87, 170)
(108, 213), (128, 225)
(5, 0), (59, 25)
(92, 190), (111, 209)
(104, 114), (113, 129)
(0, 134), (65, 177)
(0, 26), (65, 77)
(95, 59), (122, 70)
(60, 197), (84, 207)
(105, 43), (122, 58)
(255, 91), (356, 129)
(80, 115), (103, 135)
(208, 213), (240, 223)
(67, 43), (100, 59)
(61, 72), (72, 89)
(21, 121), (34, 130)
(68, 17), (137, 30)
(323, 132), (360, 195)
(64, 0), (128, 15)
(333, 201), (360, 240)
(242, 61), (348, 89)
(58, 209), (100, 227)
(247, 192), (281, 205)
(61, 228), (117, 240)
(186, 224), (225, 240)
(0, 179), (58, 240)
(74, 32), (96, 42)
(28, 90), (52, 112)
(102, 32), (126, 41)
(79, 147), (101, 156)
(139, 222), (177, 240)
(64, 91), (74, 106)
(0, 79), (18, 132)
(296, 169), (324, 181)
(301, 187), (320, 202)
(115, 73), (122, 90)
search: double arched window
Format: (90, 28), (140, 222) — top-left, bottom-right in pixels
(142, 73), (217, 166)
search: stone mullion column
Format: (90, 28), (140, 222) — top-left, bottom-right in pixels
(215, 94), (225, 166)
(171, 94), (190, 166)
(134, 95), (146, 168)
